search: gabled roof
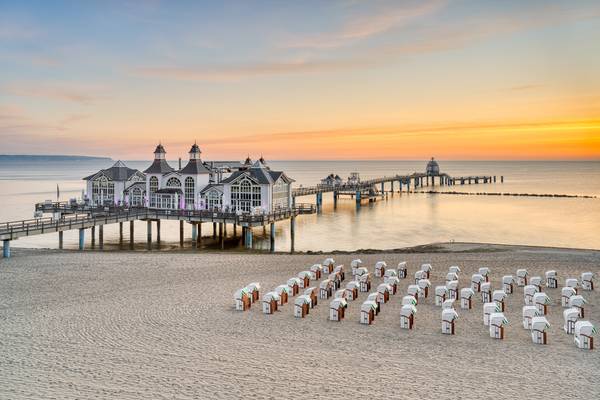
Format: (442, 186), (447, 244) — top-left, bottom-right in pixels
(199, 183), (224, 194)
(144, 159), (175, 174)
(180, 159), (211, 175)
(83, 160), (142, 181)
(221, 161), (294, 185)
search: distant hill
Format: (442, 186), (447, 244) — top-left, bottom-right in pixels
(0, 155), (112, 162)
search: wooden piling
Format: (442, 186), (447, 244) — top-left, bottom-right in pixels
(99, 225), (104, 249)
(58, 231), (63, 249)
(129, 221), (134, 248)
(179, 220), (184, 246)
(270, 223), (275, 253)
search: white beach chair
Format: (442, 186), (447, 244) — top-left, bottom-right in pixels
(417, 279), (431, 299)
(421, 263), (432, 279)
(360, 300), (377, 325)
(400, 304), (417, 329)
(522, 305), (539, 329)
(561, 287), (576, 307)
(287, 277), (301, 296)
(565, 278), (579, 293)
(442, 308), (459, 335)
(492, 290), (507, 312)
(377, 283), (392, 304)
(574, 321), (596, 350)
(319, 279), (334, 299)
(545, 270), (558, 289)
(460, 288), (475, 310)
(448, 265), (461, 275)
(351, 259), (363, 277)
(489, 312), (508, 339)
(484, 302), (501, 326)
(329, 298), (347, 321)
(481, 282), (492, 303)
(530, 276), (543, 292)
(345, 281), (359, 301)
(294, 295), (312, 318)
(414, 270), (427, 284)
(397, 261), (407, 279)
(502, 275), (515, 294)
(247, 282), (261, 303)
(275, 284), (291, 305)
(323, 258), (335, 274)
(384, 276), (400, 294)
(581, 272), (594, 291)
(234, 287), (251, 311)
(478, 267), (490, 282)
(563, 308), (579, 334)
(407, 285), (422, 304)
(375, 261), (387, 278)
(402, 295), (417, 306)
(446, 272), (459, 285)
(533, 292), (551, 315)
(471, 274), (484, 292)
(524, 285), (539, 305)
(531, 316), (550, 344)
(310, 264), (323, 280)
(569, 295), (587, 318)
(442, 299), (455, 310)
(262, 291), (281, 314)
(516, 269), (528, 287)
(435, 286), (448, 306)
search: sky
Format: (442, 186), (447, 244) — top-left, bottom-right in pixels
(1, 0), (599, 161)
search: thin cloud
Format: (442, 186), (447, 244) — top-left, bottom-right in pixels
(4, 83), (109, 104)
(283, 0), (446, 49)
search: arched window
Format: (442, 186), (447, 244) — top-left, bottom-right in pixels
(207, 190), (222, 210)
(231, 177), (261, 212)
(184, 177), (194, 208)
(166, 177), (181, 187)
(149, 176), (159, 207)
(131, 187), (143, 206)
(92, 175), (114, 205)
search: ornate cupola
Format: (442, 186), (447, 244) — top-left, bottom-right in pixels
(426, 157), (440, 176)
(189, 142), (201, 160)
(154, 143), (167, 160)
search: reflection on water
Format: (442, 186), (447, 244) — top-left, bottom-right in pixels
(1, 160), (599, 250)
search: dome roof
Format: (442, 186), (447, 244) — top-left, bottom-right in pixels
(154, 144), (166, 154)
(426, 157), (440, 175)
(189, 143), (201, 154)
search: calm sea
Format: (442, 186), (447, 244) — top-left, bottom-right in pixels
(1, 159), (599, 251)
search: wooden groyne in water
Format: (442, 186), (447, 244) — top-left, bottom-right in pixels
(417, 190), (597, 199)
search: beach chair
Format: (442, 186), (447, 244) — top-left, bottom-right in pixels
(446, 272), (459, 285)
(360, 301), (377, 325)
(310, 264), (323, 280)
(530, 276), (543, 292)
(421, 263), (432, 279)
(478, 267), (490, 282)
(319, 279), (334, 299)
(303, 287), (318, 308)
(400, 304), (417, 329)
(375, 261), (387, 278)
(355, 267), (369, 283)
(569, 295), (587, 317)
(262, 291), (280, 314)
(524, 285), (539, 305)
(329, 298), (347, 321)
(323, 258), (335, 274)
(417, 279), (431, 299)
(442, 299), (455, 310)
(481, 282), (492, 303)
(234, 288), (251, 311)
(414, 270), (427, 284)
(533, 292), (551, 315)
(448, 265), (461, 275)
(565, 278), (578, 293)
(516, 269), (528, 287)
(545, 270), (558, 289)
(574, 321), (596, 350)
(484, 302), (501, 326)
(471, 274), (484, 292)
(402, 295), (417, 306)
(334, 289), (346, 299)
(397, 261), (407, 279)
(435, 286), (448, 306)
(384, 276), (400, 294)
(333, 265), (345, 281)
(502, 275), (515, 294)
(294, 295), (312, 318)
(377, 283), (392, 304)
(460, 288), (475, 310)
(442, 308), (459, 335)
(345, 281), (359, 301)
(563, 308), (579, 334)
(297, 271), (314, 289)
(329, 271), (342, 290)
(407, 285), (422, 304)
(561, 287), (576, 307)
(287, 277), (301, 296)
(522, 306), (539, 329)
(351, 259), (363, 277)
(446, 280), (459, 300)
(531, 316), (550, 344)
(489, 313), (508, 339)
(492, 290), (507, 312)
(581, 272), (594, 291)
(359, 273), (371, 292)
(275, 284), (291, 305)
(383, 268), (397, 279)
(367, 293), (382, 314)
(247, 282), (261, 303)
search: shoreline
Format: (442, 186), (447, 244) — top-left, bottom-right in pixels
(5, 241), (600, 257)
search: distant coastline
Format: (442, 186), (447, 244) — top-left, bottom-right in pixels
(0, 155), (112, 162)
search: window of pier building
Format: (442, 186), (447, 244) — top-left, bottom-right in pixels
(272, 179), (289, 209)
(149, 176), (159, 207)
(184, 177), (194, 208)
(130, 187), (144, 206)
(205, 190), (222, 210)
(92, 176), (114, 205)
(166, 177), (182, 188)
(231, 178), (261, 212)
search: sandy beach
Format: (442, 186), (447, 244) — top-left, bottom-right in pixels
(1, 243), (599, 399)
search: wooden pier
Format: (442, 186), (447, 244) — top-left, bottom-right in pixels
(1, 170), (500, 258)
